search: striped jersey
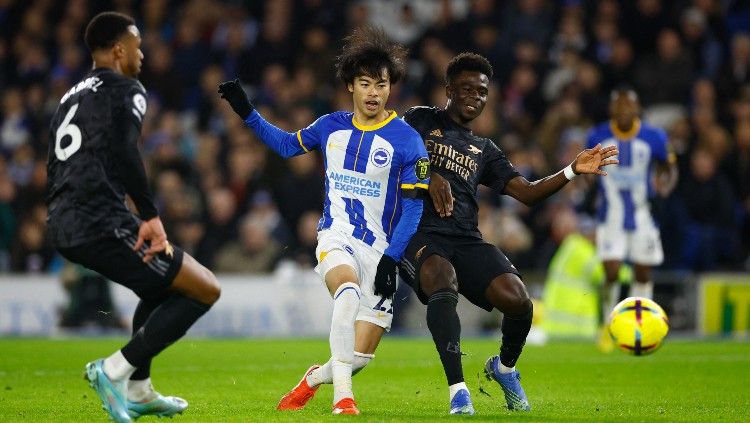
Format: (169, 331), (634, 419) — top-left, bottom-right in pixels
(587, 119), (669, 231)
(296, 111), (429, 253)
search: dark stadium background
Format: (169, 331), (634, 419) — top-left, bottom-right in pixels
(1, 0), (750, 335)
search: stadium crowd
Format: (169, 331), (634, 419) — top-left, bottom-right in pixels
(1, 0), (750, 275)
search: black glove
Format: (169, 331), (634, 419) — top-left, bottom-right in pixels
(374, 255), (398, 298)
(218, 78), (254, 119)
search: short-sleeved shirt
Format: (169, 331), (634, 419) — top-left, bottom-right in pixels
(586, 119), (669, 230)
(296, 110), (429, 254)
(404, 106), (520, 238)
(47, 68), (147, 247)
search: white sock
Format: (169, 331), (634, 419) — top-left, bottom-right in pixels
(629, 281), (653, 299)
(449, 382), (468, 400)
(602, 283), (620, 324)
(128, 378), (157, 402)
(329, 282), (360, 404)
(499, 362), (516, 374)
(306, 351), (373, 387)
(307, 359), (332, 387)
(352, 351), (374, 376)
(103, 350), (136, 381)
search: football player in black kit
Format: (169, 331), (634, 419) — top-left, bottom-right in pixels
(47, 12), (220, 423)
(400, 53), (618, 415)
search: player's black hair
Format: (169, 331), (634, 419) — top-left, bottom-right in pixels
(335, 25), (408, 85)
(84, 12), (136, 52)
(446, 52), (494, 83)
(610, 85), (639, 102)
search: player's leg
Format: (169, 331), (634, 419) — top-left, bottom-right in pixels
(602, 260), (622, 319)
(419, 255), (472, 414)
(277, 321), (382, 412)
(126, 291), (169, 407)
(399, 233), (470, 414)
(60, 233), (219, 422)
(121, 253), (219, 418)
(323, 262), (362, 414)
(628, 224), (664, 299)
(305, 321), (384, 386)
(282, 236), (391, 413)
(483, 273), (533, 411)
(450, 241), (530, 411)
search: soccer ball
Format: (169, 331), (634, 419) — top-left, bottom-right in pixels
(608, 297), (669, 356)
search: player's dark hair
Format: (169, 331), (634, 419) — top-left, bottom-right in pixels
(335, 25), (408, 85)
(446, 52), (493, 83)
(84, 12), (135, 52)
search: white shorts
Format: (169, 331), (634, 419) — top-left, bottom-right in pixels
(314, 229), (393, 331)
(596, 223), (664, 266)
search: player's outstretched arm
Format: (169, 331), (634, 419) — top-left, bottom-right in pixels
(218, 79), (308, 158)
(504, 144), (618, 206)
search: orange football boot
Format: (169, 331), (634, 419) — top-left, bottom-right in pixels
(277, 365), (320, 411)
(332, 397), (360, 415)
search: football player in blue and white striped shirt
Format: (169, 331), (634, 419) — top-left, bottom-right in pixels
(219, 26), (429, 415)
(587, 87), (678, 345)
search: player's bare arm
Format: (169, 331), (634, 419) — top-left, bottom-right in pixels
(653, 155), (679, 197)
(504, 143), (619, 207)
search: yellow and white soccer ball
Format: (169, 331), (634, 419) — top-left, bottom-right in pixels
(608, 297), (669, 356)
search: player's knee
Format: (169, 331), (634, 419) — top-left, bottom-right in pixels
(352, 351), (374, 376)
(198, 267), (221, 305)
(420, 257), (457, 296)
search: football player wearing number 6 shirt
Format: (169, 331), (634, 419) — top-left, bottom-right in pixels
(47, 12), (220, 423)
(399, 53), (619, 415)
(219, 26), (429, 416)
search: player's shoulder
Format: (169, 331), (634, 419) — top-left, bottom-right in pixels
(403, 106), (439, 124)
(638, 122), (668, 143)
(316, 111), (353, 129)
(389, 111), (421, 136)
(588, 122), (613, 141)
(94, 69), (144, 94)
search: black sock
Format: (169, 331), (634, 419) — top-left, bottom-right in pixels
(500, 302), (533, 368)
(426, 288), (463, 385)
(129, 293), (169, 380)
(121, 294), (211, 368)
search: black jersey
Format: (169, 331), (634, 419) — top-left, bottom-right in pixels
(403, 106), (520, 238)
(47, 68), (152, 247)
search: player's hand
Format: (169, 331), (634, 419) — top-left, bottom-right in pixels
(653, 164), (678, 197)
(374, 255), (398, 298)
(218, 79), (254, 119)
(134, 216), (169, 263)
(429, 172), (453, 217)
(573, 143), (619, 176)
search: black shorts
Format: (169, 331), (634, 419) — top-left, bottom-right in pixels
(399, 231), (521, 311)
(57, 226), (184, 299)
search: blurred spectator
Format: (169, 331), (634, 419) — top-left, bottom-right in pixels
(717, 32), (750, 103)
(680, 6), (723, 78)
(140, 39), (183, 110)
(679, 148), (738, 270)
(635, 28), (694, 106)
(1, 88), (30, 155)
(214, 213), (281, 273)
(273, 152), (324, 242)
(196, 187), (238, 268)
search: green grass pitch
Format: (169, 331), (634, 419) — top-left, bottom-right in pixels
(0, 338), (748, 422)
